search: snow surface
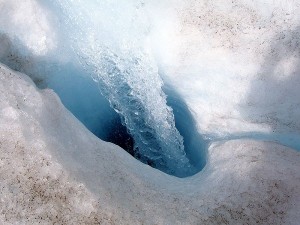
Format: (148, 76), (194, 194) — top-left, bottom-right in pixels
(1, 0), (300, 224)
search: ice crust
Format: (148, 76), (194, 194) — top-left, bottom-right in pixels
(1, 0), (300, 224)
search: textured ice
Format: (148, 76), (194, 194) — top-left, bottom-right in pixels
(1, 0), (300, 224)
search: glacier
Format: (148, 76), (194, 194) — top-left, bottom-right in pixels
(0, 0), (300, 224)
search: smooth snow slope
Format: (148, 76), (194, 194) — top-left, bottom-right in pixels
(1, 63), (300, 224)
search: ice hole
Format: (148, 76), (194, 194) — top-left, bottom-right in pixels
(44, 70), (206, 177)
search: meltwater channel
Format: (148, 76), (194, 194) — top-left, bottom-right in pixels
(41, 0), (206, 177)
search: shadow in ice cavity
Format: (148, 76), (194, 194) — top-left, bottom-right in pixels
(45, 65), (135, 154)
(49, 64), (206, 175)
(105, 116), (135, 156)
(163, 83), (207, 171)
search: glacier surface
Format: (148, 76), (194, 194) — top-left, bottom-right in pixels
(0, 0), (300, 224)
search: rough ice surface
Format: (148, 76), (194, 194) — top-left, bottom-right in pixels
(0, 0), (300, 224)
